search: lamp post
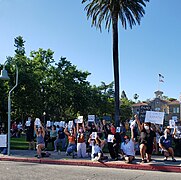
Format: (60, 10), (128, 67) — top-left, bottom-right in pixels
(0, 62), (18, 156)
(43, 111), (46, 126)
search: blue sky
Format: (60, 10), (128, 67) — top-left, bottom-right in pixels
(0, 0), (181, 101)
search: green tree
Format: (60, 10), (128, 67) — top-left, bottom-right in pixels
(82, 0), (149, 126)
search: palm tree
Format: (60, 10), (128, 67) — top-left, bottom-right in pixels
(82, 0), (149, 126)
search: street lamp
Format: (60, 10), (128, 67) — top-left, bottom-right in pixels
(43, 112), (46, 125)
(0, 62), (18, 156)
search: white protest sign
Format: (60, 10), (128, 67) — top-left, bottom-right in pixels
(76, 116), (83, 123)
(35, 118), (41, 126)
(107, 134), (114, 143)
(169, 120), (175, 129)
(88, 115), (95, 122)
(46, 121), (51, 127)
(54, 122), (58, 126)
(0, 134), (7, 147)
(145, 111), (164, 125)
(116, 127), (121, 133)
(91, 132), (97, 139)
(68, 121), (73, 128)
(130, 120), (136, 128)
(25, 120), (30, 127)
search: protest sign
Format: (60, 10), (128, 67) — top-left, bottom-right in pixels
(46, 121), (51, 127)
(139, 105), (151, 123)
(35, 118), (41, 126)
(0, 134), (7, 147)
(91, 132), (97, 139)
(116, 127), (121, 133)
(88, 115), (95, 122)
(145, 111), (164, 124)
(76, 116), (83, 123)
(169, 120), (175, 128)
(107, 134), (114, 143)
(68, 121), (73, 128)
(25, 120), (30, 127)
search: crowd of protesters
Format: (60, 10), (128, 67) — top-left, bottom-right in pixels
(1, 115), (180, 162)
(21, 115), (181, 163)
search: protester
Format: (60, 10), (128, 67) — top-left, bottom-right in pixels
(102, 120), (117, 160)
(54, 126), (66, 152)
(76, 122), (87, 158)
(34, 120), (45, 158)
(64, 126), (76, 158)
(26, 118), (35, 150)
(11, 121), (18, 137)
(159, 128), (176, 162)
(88, 135), (104, 161)
(135, 115), (156, 163)
(120, 126), (135, 163)
(173, 122), (181, 156)
(48, 125), (57, 149)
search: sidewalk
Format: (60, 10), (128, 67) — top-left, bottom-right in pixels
(0, 150), (181, 173)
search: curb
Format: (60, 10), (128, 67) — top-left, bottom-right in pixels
(0, 157), (180, 173)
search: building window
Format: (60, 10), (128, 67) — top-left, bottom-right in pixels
(173, 107), (180, 113)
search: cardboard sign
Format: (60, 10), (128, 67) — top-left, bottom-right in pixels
(91, 132), (97, 139)
(116, 127), (121, 133)
(68, 121), (73, 128)
(35, 118), (41, 126)
(0, 134), (7, 147)
(25, 120), (30, 127)
(76, 116), (83, 123)
(46, 121), (51, 127)
(145, 111), (164, 125)
(169, 120), (175, 129)
(88, 115), (95, 122)
(107, 134), (114, 143)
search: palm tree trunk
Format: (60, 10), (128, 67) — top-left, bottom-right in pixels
(112, 14), (120, 127)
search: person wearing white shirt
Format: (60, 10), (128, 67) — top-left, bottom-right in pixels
(120, 127), (135, 163)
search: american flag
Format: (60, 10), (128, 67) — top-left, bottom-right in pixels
(159, 74), (164, 82)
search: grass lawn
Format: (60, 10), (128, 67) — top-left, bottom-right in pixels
(10, 134), (29, 150)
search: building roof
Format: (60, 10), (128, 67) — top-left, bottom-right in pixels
(168, 100), (180, 105)
(132, 102), (148, 107)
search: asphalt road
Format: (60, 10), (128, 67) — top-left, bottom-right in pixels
(0, 161), (180, 180)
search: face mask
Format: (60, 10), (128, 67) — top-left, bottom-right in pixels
(144, 126), (149, 130)
(125, 139), (129, 143)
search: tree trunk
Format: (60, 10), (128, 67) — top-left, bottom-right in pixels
(112, 14), (120, 127)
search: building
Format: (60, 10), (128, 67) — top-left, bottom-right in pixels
(132, 90), (181, 124)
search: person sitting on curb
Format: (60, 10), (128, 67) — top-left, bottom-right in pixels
(120, 126), (135, 163)
(34, 121), (45, 159)
(159, 128), (176, 162)
(64, 126), (76, 158)
(88, 134), (107, 161)
(135, 115), (156, 163)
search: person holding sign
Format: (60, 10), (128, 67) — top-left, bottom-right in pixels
(64, 126), (76, 158)
(120, 127), (135, 163)
(135, 115), (156, 163)
(34, 120), (45, 158)
(76, 121), (87, 158)
(88, 134), (104, 161)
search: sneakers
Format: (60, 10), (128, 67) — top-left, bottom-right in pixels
(140, 159), (147, 163)
(163, 157), (168, 161)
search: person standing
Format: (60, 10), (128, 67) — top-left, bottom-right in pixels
(26, 117), (35, 150)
